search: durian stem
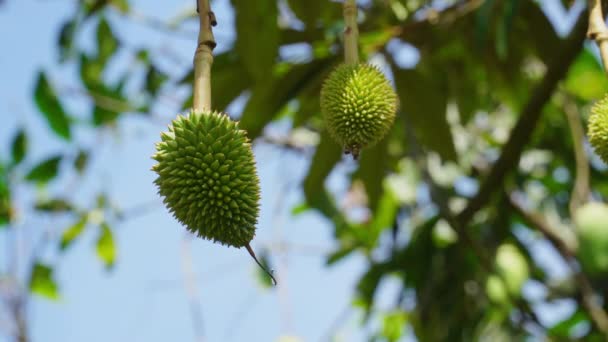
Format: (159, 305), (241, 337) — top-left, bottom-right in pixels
(245, 243), (277, 286)
(587, 0), (608, 75)
(343, 0), (359, 65)
(193, 0), (216, 112)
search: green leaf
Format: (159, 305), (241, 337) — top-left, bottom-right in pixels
(287, 0), (321, 29)
(548, 309), (588, 338)
(353, 137), (389, 212)
(231, 0), (279, 83)
(303, 130), (342, 204)
(58, 19), (77, 61)
(382, 310), (408, 342)
(240, 58), (335, 139)
(97, 17), (118, 64)
(392, 66), (456, 161)
(254, 250), (274, 289)
(109, 0), (129, 13)
(564, 49), (608, 101)
(326, 245), (356, 265)
(74, 150), (89, 174)
(10, 129), (27, 165)
(96, 222), (116, 270)
(34, 71), (71, 140)
(0, 165), (10, 228)
(60, 215), (88, 251)
(35, 198), (73, 212)
(145, 65), (168, 96)
(25, 156), (62, 184)
(29, 263), (59, 300)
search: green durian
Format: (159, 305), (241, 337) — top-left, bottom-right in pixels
(320, 63), (397, 158)
(152, 110), (260, 248)
(588, 94), (608, 163)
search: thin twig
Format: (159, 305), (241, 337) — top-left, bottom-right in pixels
(180, 236), (205, 342)
(563, 97), (590, 216)
(507, 195), (608, 336)
(588, 0), (608, 74)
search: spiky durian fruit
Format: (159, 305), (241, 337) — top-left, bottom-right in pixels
(588, 95), (608, 163)
(320, 63), (397, 157)
(152, 110), (260, 248)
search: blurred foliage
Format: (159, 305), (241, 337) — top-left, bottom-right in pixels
(3, 0), (608, 341)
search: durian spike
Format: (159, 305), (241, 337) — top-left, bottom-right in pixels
(245, 243), (277, 286)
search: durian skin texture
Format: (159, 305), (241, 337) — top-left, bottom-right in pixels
(152, 110), (260, 248)
(320, 63), (397, 153)
(589, 95), (608, 164)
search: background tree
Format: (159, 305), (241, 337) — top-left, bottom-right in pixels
(2, 0), (608, 341)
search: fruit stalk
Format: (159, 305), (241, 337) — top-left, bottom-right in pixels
(588, 0), (608, 75)
(343, 0), (359, 65)
(193, 0), (216, 112)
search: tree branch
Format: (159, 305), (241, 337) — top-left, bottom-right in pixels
(507, 194), (608, 336)
(343, 0), (359, 65)
(456, 13), (588, 227)
(588, 0), (608, 74)
(563, 97), (590, 216)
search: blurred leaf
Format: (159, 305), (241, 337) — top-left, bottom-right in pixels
(25, 156), (62, 184)
(326, 245), (356, 265)
(34, 71), (71, 140)
(564, 49), (608, 101)
(97, 17), (118, 63)
(353, 137), (389, 212)
(0, 164), (10, 228)
(145, 64), (167, 96)
(29, 263), (59, 300)
(231, 0), (279, 83)
(60, 215), (88, 251)
(96, 222), (116, 270)
(80, 53), (103, 89)
(291, 202), (309, 216)
(58, 18), (77, 61)
(109, 0), (129, 13)
(35, 198), (73, 212)
(74, 150), (89, 174)
(392, 66), (456, 160)
(382, 310), (408, 342)
(287, 0), (321, 29)
(303, 130), (342, 204)
(10, 129), (27, 166)
(548, 309), (587, 338)
(240, 58), (334, 139)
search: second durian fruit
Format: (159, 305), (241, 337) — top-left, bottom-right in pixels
(588, 94), (608, 163)
(320, 63), (397, 157)
(152, 110), (260, 248)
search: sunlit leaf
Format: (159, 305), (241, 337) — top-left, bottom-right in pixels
(96, 222), (116, 270)
(34, 71), (71, 140)
(564, 49), (608, 101)
(29, 263), (60, 300)
(10, 129), (27, 165)
(60, 215), (88, 251)
(382, 310), (408, 342)
(25, 156), (62, 184)
(97, 17), (118, 63)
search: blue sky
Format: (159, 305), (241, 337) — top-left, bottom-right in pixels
(0, 0), (590, 341)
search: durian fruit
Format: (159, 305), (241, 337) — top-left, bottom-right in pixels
(588, 95), (608, 163)
(320, 63), (397, 158)
(574, 202), (608, 276)
(152, 110), (260, 248)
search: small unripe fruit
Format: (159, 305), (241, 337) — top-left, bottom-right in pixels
(486, 243), (529, 304)
(574, 202), (608, 275)
(588, 95), (608, 163)
(152, 110), (260, 248)
(320, 63), (397, 158)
